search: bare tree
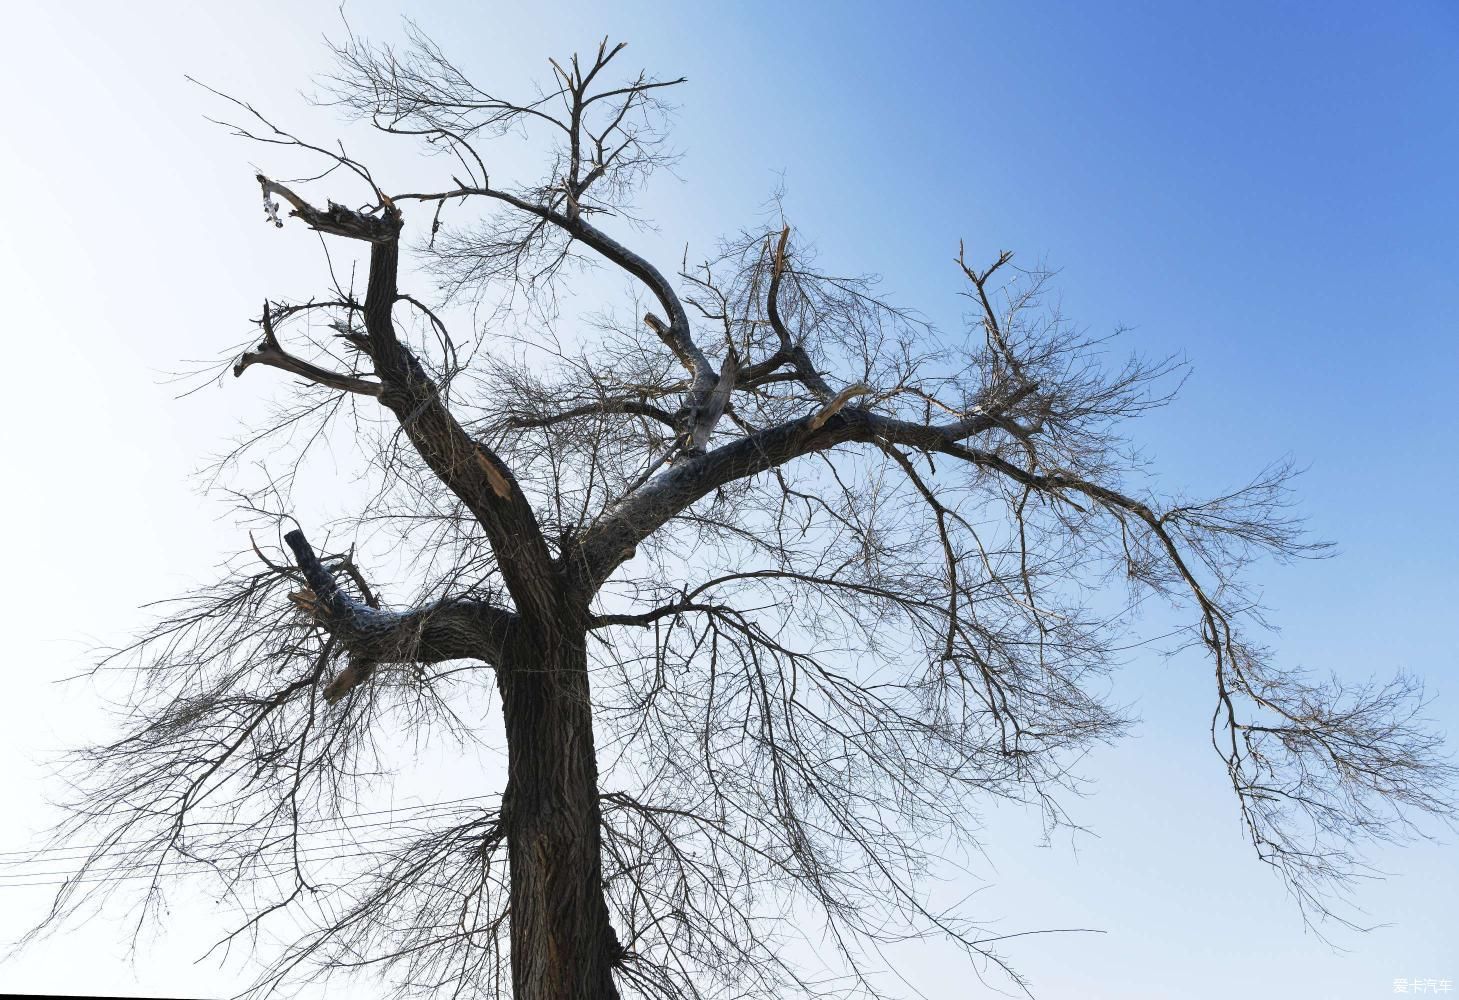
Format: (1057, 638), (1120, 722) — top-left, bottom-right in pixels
(27, 26), (1455, 1000)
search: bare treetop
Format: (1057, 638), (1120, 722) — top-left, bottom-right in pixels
(31, 26), (1455, 1000)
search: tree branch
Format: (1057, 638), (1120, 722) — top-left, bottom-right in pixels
(504, 398), (679, 431)
(258, 175), (397, 243)
(256, 180), (564, 623)
(575, 385), (1041, 586)
(284, 529), (516, 703)
(234, 301), (382, 396)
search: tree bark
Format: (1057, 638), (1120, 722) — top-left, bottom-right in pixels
(497, 617), (621, 1000)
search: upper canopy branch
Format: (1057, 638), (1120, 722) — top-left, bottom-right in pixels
(234, 300), (382, 397)
(397, 181), (738, 452)
(503, 397), (679, 432)
(258, 175), (401, 243)
(573, 384), (1041, 588)
(765, 225), (837, 401)
(253, 175), (563, 624)
(396, 183), (699, 369)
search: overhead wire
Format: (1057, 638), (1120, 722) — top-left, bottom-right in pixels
(0, 795), (499, 890)
(0, 794), (494, 861)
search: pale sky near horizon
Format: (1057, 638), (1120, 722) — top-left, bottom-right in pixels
(1, 2), (1457, 999)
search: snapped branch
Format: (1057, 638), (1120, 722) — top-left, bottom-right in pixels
(258, 175), (398, 244)
(284, 529), (516, 703)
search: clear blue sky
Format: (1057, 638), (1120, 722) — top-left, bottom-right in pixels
(0, 2), (1455, 998)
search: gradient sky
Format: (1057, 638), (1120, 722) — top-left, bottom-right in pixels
(1, 2), (1456, 998)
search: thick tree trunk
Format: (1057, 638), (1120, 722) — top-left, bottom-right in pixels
(498, 619), (621, 1000)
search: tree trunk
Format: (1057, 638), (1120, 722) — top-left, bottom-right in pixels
(498, 619), (621, 1000)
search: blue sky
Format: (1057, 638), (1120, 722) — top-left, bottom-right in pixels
(0, 2), (1455, 998)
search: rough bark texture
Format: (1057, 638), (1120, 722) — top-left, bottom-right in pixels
(498, 619), (621, 1000)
